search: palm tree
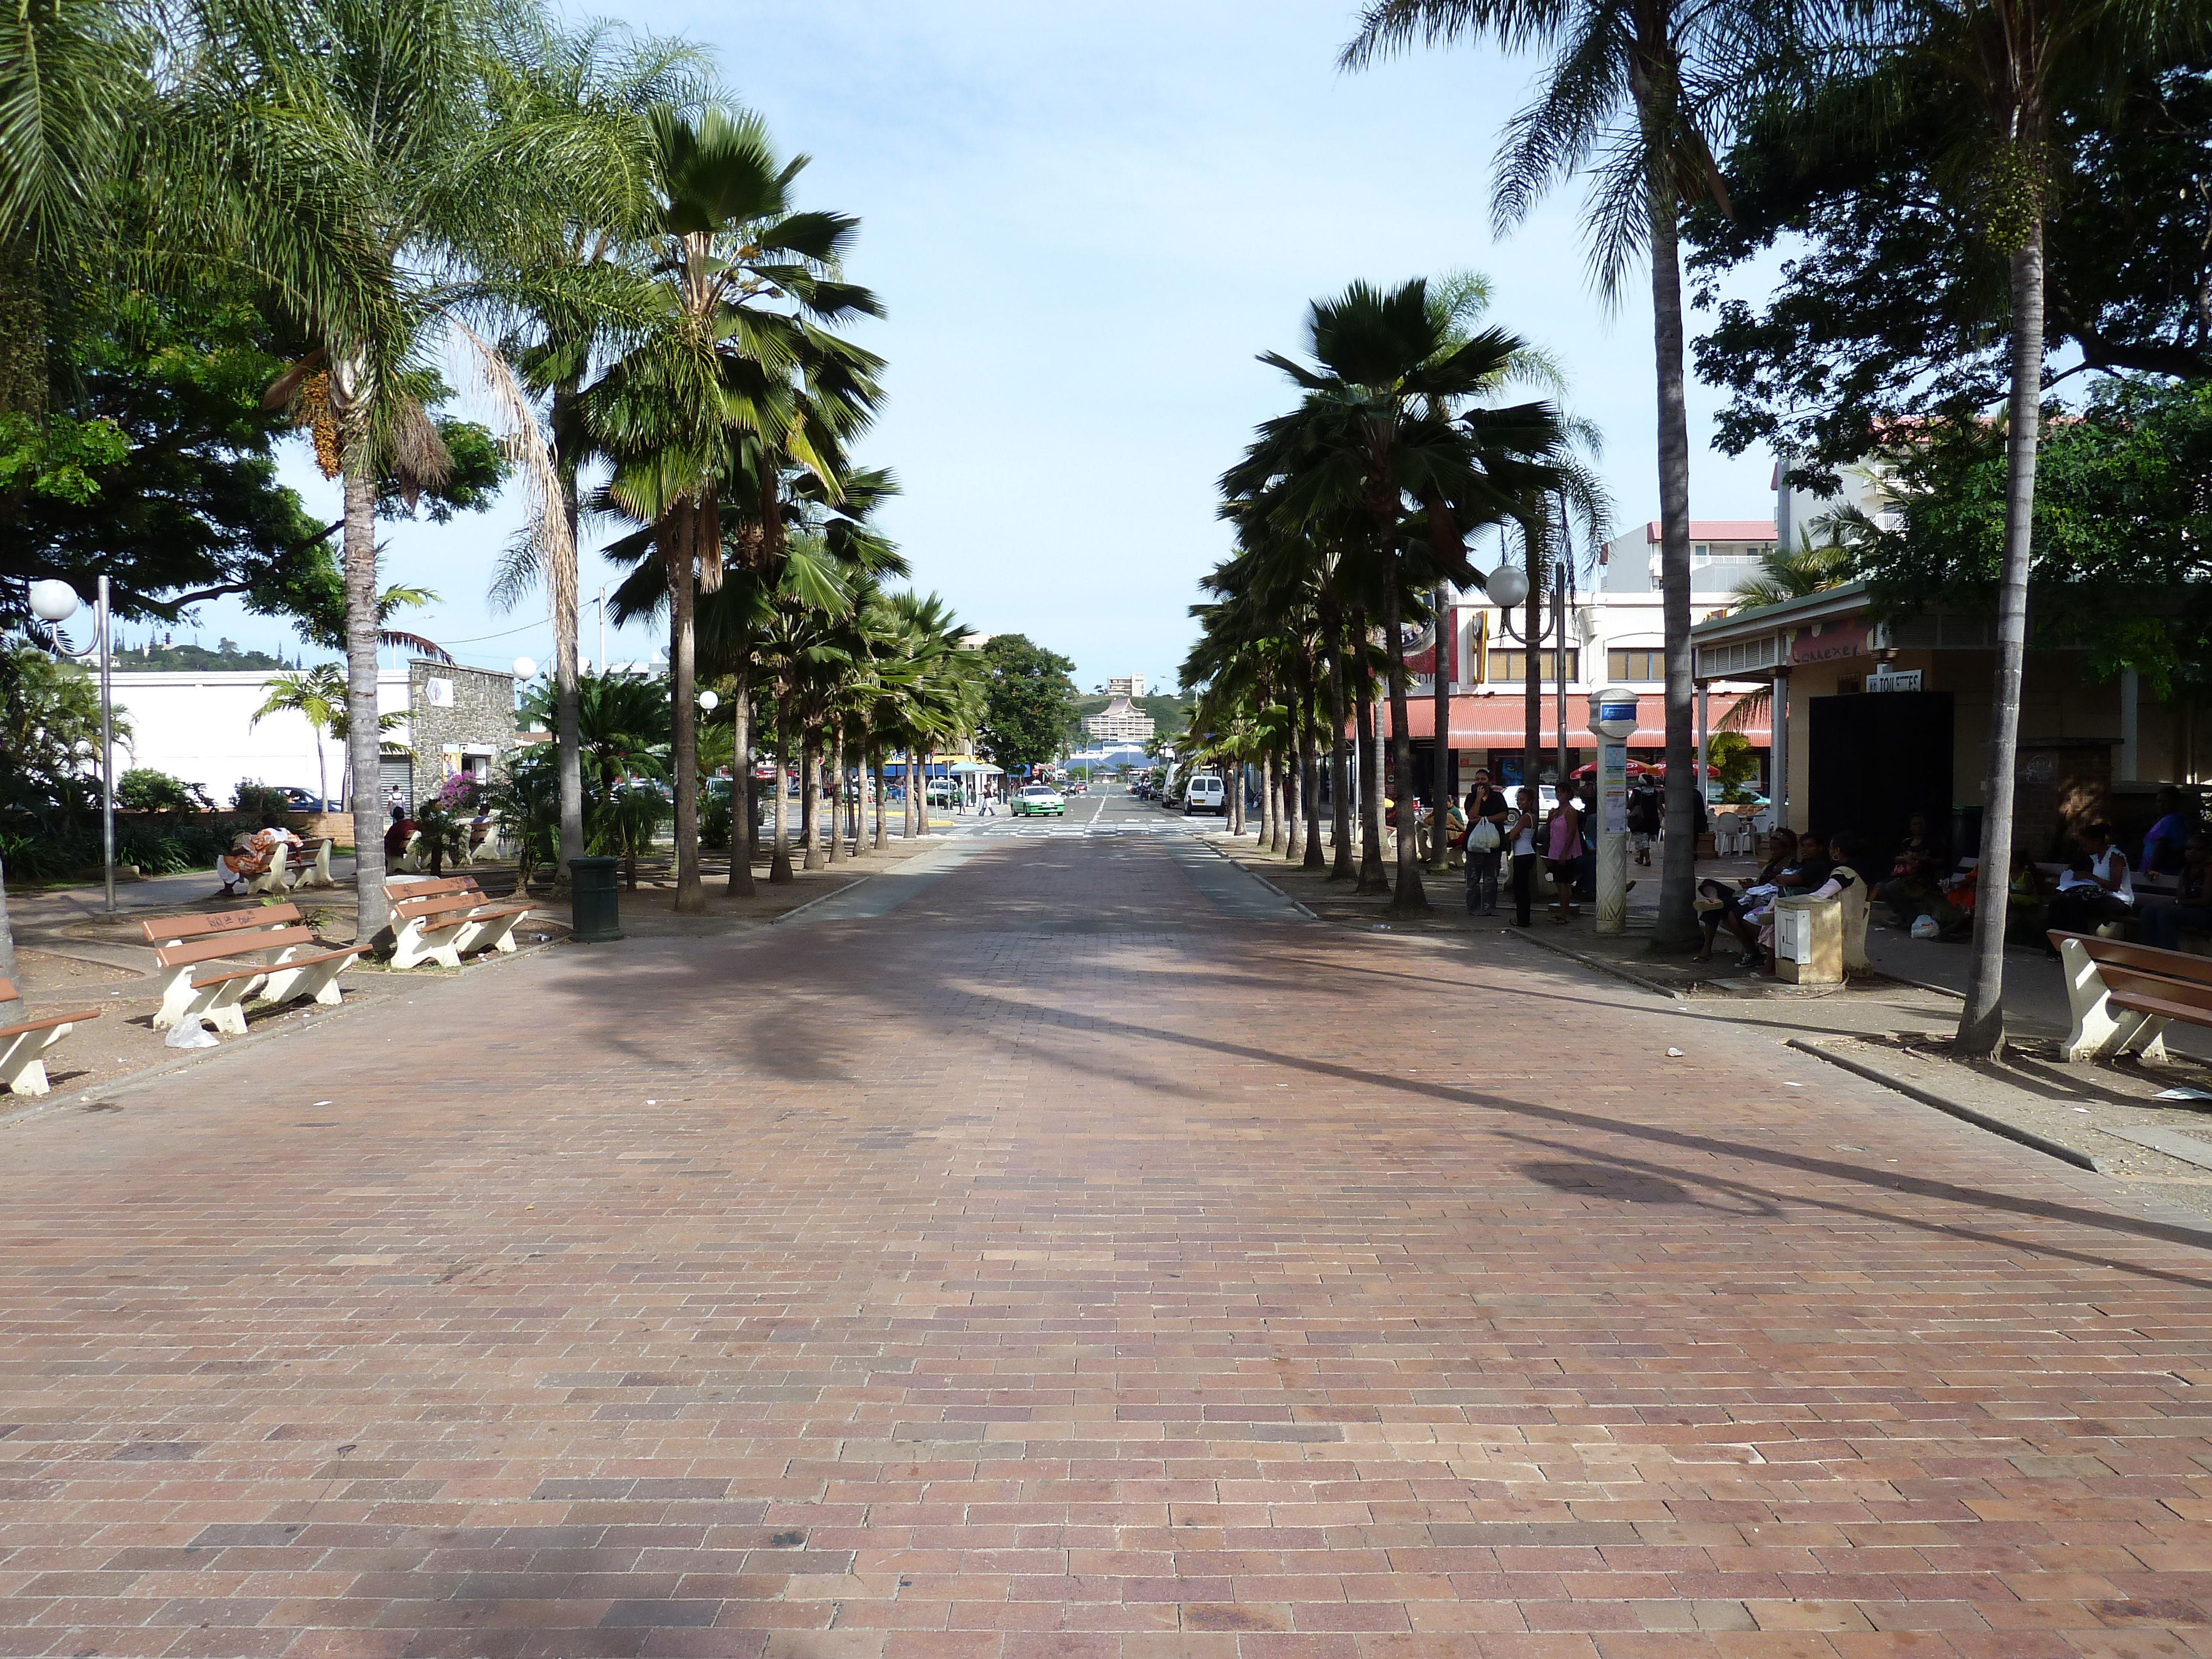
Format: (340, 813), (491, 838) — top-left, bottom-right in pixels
(1345, 0), (1780, 947)
(579, 106), (881, 912)
(249, 661), (403, 809)
(1234, 279), (1564, 912)
(175, 0), (596, 939)
(488, 20), (711, 893)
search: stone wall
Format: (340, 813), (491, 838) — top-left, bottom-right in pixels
(405, 660), (517, 807)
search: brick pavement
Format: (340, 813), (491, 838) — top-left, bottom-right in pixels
(1, 825), (2210, 1658)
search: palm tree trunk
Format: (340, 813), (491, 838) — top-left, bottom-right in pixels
(551, 389), (585, 893)
(770, 721), (792, 883)
(729, 661), (755, 896)
(1648, 154), (1700, 952)
(335, 361), (388, 943)
(826, 733), (844, 865)
(1285, 732), (1305, 864)
(1430, 579), (1452, 873)
(668, 503), (705, 914)
(1524, 528), (1544, 804)
(1352, 612), (1386, 893)
(874, 751), (889, 851)
(1326, 621), (1354, 880)
(1302, 716), (1324, 872)
(1382, 577), (1426, 912)
(1959, 222), (2047, 1055)
(802, 732), (824, 869)
(1259, 754), (1275, 848)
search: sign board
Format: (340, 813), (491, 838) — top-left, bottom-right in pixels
(1600, 741), (1629, 835)
(1866, 669), (1923, 693)
(425, 676), (456, 708)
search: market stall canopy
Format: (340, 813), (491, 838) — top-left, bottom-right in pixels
(946, 761), (1004, 774)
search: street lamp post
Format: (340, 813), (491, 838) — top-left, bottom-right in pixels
(28, 577), (117, 914)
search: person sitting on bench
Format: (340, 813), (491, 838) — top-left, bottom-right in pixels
(2046, 822), (2135, 946)
(2142, 836), (2212, 950)
(384, 804), (416, 863)
(216, 813), (299, 896)
(1698, 828), (1798, 969)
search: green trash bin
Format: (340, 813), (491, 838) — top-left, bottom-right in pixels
(569, 855), (624, 943)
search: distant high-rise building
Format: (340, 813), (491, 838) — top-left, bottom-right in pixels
(1083, 677), (1155, 742)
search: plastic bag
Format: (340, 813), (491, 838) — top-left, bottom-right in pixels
(163, 1016), (218, 1050)
(1911, 914), (1941, 940)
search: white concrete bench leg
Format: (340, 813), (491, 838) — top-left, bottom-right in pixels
(2056, 935), (2166, 1061)
(390, 917), (465, 971)
(153, 967), (203, 1031)
(200, 975), (260, 1036)
(245, 845), (290, 897)
(292, 840), (334, 890)
(0, 1021), (76, 1096)
(258, 954), (354, 1010)
(455, 910), (526, 956)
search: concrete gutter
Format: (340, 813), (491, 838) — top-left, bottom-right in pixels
(1786, 1035), (2112, 1173)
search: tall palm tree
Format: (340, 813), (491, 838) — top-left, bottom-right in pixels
(175, 0), (597, 938)
(1234, 279), (1564, 912)
(249, 660), (403, 809)
(1345, 0), (1780, 947)
(580, 106), (881, 912)
(489, 20), (710, 893)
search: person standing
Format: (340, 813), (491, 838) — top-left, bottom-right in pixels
(1462, 769), (1510, 915)
(1626, 775), (1661, 867)
(1545, 790), (1585, 922)
(1507, 786), (1541, 927)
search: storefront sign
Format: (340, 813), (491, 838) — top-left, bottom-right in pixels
(1867, 668), (1923, 693)
(1786, 617), (1874, 666)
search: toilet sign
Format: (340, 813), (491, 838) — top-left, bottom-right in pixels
(1867, 668), (1922, 693)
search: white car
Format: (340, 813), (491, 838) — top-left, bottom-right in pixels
(1185, 774), (1226, 815)
(1011, 784), (1066, 817)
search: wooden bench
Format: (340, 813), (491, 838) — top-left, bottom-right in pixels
(221, 834), (335, 895)
(384, 876), (534, 970)
(140, 905), (363, 1035)
(0, 978), (103, 1097)
(2051, 930), (2212, 1062)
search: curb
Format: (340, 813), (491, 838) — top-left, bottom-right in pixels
(1785, 1036), (2112, 1173)
(768, 875), (872, 924)
(1514, 928), (1687, 1001)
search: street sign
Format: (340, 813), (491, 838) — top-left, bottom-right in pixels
(1867, 669), (1923, 693)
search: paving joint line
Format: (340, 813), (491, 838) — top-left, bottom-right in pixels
(767, 875), (872, 923)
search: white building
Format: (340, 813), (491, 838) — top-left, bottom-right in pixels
(1083, 676), (1155, 743)
(104, 666), (412, 809)
(1379, 520), (1777, 790)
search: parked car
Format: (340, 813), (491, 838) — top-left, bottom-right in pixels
(269, 786), (324, 812)
(1013, 783), (1066, 817)
(1184, 774), (1226, 816)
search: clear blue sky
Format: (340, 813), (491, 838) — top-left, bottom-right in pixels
(177, 1), (1780, 692)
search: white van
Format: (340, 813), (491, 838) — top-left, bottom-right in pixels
(1184, 773), (1226, 816)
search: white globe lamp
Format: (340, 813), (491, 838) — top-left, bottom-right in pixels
(698, 689), (720, 712)
(512, 655), (538, 680)
(1481, 565), (1530, 610)
(28, 579), (80, 624)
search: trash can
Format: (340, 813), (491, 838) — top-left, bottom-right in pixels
(1772, 893), (1842, 984)
(568, 855), (624, 943)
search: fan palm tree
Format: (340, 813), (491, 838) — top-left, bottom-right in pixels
(578, 106), (881, 911)
(486, 20), (711, 893)
(1233, 279), (1565, 912)
(249, 660), (405, 810)
(1345, 0), (1782, 946)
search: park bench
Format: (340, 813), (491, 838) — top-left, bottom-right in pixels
(222, 833), (335, 896)
(0, 978), (103, 1097)
(141, 904), (363, 1035)
(2051, 929), (2212, 1061)
(384, 875), (534, 971)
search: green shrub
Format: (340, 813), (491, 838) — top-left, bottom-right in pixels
(701, 793), (732, 851)
(232, 781), (293, 815)
(118, 768), (213, 812)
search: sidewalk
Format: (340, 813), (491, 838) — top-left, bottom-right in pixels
(1209, 826), (2212, 1210)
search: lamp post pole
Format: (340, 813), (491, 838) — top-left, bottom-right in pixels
(28, 577), (116, 913)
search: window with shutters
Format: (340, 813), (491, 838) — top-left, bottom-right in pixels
(1486, 648), (1579, 682)
(1607, 649), (1665, 681)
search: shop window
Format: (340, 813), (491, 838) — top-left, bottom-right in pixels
(1486, 648), (1579, 682)
(1607, 649), (1664, 681)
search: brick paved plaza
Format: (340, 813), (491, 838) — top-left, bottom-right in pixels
(3, 818), (2210, 1657)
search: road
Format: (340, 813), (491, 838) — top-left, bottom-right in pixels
(2, 786), (2208, 1657)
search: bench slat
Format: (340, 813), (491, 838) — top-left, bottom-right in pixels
(2100, 970), (2212, 1021)
(140, 905), (301, 944)
(153, 926), (317, 970)
(2109, 989), (2212, 1030)
(2050, 930), (2212, 990)
(0, 1006), (104, 1040)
